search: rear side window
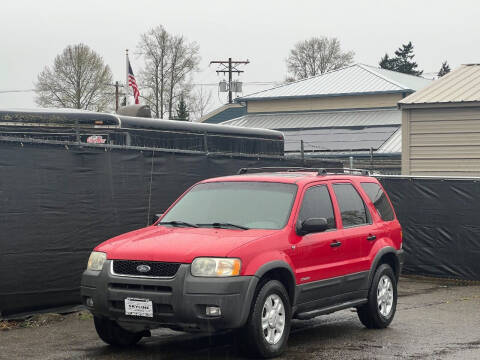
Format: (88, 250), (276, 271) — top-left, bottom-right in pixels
(298, 185), (336, 229)
(361, 182), (395, 221)
(332, 183), (370, 227)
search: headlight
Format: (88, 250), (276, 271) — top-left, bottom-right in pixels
(191, 258), (241, 277)
(87, 251), (106, 271)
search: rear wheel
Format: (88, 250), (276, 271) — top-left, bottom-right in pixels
(241, 280), (291, 358)
(357, 263), (397, 329)
(94, 316), (144, 347)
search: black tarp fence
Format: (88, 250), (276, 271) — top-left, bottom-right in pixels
(0, 140), (337, 317)
(378, 176), (480, 281)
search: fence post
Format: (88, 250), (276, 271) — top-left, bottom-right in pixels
(300, 140), (305, 164)
(203, 132), (208, 154)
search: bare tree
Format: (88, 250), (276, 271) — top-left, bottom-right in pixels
(35, 44), (113, 111)
(286, 37), (354, 80)
(137, 26), (200, 118)
(189, 86), (213, 121)
(166, 35), (200, 119)
(137, 26), (169, 118)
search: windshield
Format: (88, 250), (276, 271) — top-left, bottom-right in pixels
(160, 182), (297, 230)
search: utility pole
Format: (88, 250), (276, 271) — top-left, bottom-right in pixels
(115, 81), (119, 111)
(210, 58), (249, 103)
(109, 82), (125, 112)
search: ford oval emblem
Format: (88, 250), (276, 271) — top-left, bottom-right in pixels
(136, 264), (151, 273)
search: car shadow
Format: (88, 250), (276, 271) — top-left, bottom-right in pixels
(81, 312), (369, 359)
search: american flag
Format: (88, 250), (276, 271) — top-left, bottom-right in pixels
(127, 58), (140, 104)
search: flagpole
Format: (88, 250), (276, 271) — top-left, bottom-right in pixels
(125, 49), (129, 106)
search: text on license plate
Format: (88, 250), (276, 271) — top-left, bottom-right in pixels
(125, 298), (153, 318)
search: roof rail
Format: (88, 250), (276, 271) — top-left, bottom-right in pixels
(237, 167), (370, 176)
(319, 168), (370, 176)
(237, 167), (315, 175)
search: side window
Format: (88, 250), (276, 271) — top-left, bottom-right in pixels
(332, 183), (370, 227)
(360, 182), (395, 221)
(298, 185), (336, 229)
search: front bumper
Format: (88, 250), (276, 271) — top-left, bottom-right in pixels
(80, 260), (258, 332)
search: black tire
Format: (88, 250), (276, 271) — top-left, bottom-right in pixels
(94, 316), (144, 347)
(241, 280), (291, 358)
(357, 263), (397, 329)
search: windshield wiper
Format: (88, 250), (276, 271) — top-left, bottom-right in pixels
(198, 222), (249, 230)
(157, 220), (199, 228)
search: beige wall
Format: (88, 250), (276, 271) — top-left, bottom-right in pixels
(247, 93), (404, 113)
(402, 106), (480, 176)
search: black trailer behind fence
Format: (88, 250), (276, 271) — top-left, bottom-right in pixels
(0, 109), (340, 318)
(378, 176), (480, 281)
(0, 108), (285, 156)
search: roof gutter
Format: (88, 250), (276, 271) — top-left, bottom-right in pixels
(286, 152), (402, 158)
(236, 90), (414, 103)
(398, 101), (480, 110)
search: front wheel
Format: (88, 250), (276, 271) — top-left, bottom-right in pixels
(94, 316), (144, 347)
(241, 280), (291, 358)
(357, 263), (397, 329)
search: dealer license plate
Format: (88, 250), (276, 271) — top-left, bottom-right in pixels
(124, 298), (153, 318)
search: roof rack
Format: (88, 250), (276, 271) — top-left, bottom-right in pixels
(237, 167), (370, 176)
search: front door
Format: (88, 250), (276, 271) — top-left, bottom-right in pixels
(288, 183), (345, 306)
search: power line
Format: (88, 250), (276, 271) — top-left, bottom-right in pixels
(0, 89), (36, 94)
(0, 81), (276, 95)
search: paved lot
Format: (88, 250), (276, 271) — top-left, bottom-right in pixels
(1, 277), (480, 360)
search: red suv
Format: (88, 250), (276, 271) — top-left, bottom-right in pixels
(81, 168), (403, 358)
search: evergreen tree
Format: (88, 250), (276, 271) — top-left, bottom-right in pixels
(379, 53), (397, 71)
(394, 42), (423, 75)
(438, 61), (451, 77)
(379, 42), (423, 76)
(175, 96), (189, 121)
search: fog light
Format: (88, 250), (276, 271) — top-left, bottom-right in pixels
(86, 297), (94, 307)
(205, 306), (221, 316)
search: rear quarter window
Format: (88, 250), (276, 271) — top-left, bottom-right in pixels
(360, 182), (395, 221)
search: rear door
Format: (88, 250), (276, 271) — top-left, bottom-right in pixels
(331, 181), (377, 293)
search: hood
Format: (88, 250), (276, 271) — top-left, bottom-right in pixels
(96, 225), (276, 263)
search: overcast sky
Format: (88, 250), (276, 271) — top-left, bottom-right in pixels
(1, 0), (479, 113)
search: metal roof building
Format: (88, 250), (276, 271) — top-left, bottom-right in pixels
(216, 64), (433, 173)
(239, 63), (432, 101)
(400, 64), (480, 176)
(223, 108), (402, 153)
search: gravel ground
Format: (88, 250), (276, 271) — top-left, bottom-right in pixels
(1, 276), (479, 360)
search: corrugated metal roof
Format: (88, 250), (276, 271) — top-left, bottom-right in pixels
(377, 127), (401, 153)
(201, 106), (246, 124)
(197, 103), (245, 123)
(237, 64), (432, 101)
(222, 108), (401, 129)
(400, 64), (480, 105)
(282, 126), (399, 152)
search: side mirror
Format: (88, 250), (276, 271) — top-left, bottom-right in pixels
(151, 213), (163, 225)
(297, 217), (328, 235)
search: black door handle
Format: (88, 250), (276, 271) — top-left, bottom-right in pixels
(367, 234), (377, 241)
(330, 241), (342, 248)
